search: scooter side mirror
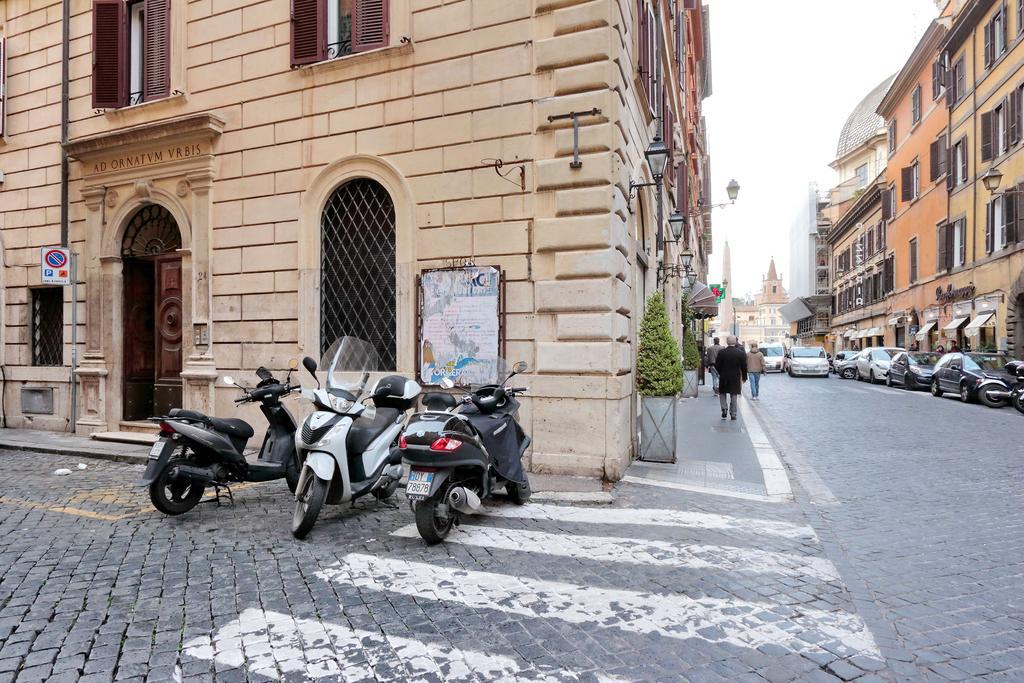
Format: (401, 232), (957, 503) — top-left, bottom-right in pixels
(439, 377), (455, 390)
(302, 357), (320, 388)
(289, 358), (300, 370)
(222, 376), (236, 387)
(512, 361), (528, 375)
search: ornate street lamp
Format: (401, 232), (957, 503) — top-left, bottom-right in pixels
(667, 210), (686, 242)
(982, 167), (1003, 193)
(680, 248), (693, 270)
(644, 135), (670, 180)
(726, 179), (741, 202)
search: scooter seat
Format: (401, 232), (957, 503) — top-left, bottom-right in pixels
(346, 408), (401, 455)
(209, 417), (255, 440)
(167, 408), (209, 422)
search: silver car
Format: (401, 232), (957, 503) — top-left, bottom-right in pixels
(833, 350), (860, 379)
(856, 347), (905, 384)
(760, 345), (786, 373)
(787, 346), (830, 377)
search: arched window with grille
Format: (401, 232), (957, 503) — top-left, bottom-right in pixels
(320, 178), (397, 369)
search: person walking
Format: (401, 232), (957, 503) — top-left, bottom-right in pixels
(714, 336), (748, 420)
(704, 337), (724, 395)
(747, 342), (765, 401)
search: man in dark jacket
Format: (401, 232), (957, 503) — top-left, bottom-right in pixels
(714, 335), (747, 420)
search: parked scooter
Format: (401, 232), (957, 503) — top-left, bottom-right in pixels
(140, 361), (302, 515)
(291, 337), (421, 539)
(1006, 360), (1024, 415)
(399, 361), (532, 544)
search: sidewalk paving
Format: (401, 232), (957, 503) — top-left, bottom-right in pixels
(0, 427), (609, 497)
(624, 385), (791, 502)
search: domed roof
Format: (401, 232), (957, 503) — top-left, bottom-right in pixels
(835, 75), (895, 159)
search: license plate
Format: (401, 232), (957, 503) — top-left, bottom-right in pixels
(148, 441), (166, 459)
(406, 470), (434, 498)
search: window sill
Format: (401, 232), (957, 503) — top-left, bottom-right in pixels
(102, 92), (188, 120)
(297, 40), (414, 75)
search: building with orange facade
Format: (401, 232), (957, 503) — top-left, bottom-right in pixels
(877, 18), (951, 351)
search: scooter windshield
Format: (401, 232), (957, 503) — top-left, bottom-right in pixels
(469, 357), (508, 391)
(320, 337), (379, 396)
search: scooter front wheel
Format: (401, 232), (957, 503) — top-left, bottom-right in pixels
(292, 475), (328, 539)
(149, 462), (205, 515)
(1013, 391), (1024, 415)
(414, 498), (454, 544)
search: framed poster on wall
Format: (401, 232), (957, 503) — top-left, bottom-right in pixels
(418, 265), (503, 386)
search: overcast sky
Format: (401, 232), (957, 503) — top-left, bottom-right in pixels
(702, 0), (940, 299)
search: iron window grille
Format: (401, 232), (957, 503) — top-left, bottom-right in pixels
(31, 288), (63, 367)
(320, 178), (397, 370)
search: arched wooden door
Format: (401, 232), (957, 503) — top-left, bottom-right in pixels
(121, 205), (183, 421)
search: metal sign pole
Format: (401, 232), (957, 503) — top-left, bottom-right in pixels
(69, 251), (78, 432)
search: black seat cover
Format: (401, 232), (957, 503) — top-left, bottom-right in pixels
(423, 392), (457, 411)
(168, 408), (209, 422)
(346, 408), (400, 455)
(208, 417), (255, 440)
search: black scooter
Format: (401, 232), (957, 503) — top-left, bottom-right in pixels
(1007, 360), (1024, 415)
(399, 361), (532, 543)
(140, 361), (302, 515)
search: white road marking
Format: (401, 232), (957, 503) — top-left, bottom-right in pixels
(738, 395), (794, 501)
(392, 523), (840, 581)
(482, 501), (818, 540)
(182, 608), (615, 682)
(318, 553), (881, 658)
(620, 475), (777, 502)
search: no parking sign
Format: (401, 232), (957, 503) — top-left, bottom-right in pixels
(40, 247), (71, 285)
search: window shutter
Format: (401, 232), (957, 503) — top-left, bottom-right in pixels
(143, 0), (171, 101)
(92, 0), (126, 109)
(930, 139), (940, 181)
(1018, 183), (1024, 242)
(881, 188), (892, 220)
(985, 202), (995, 253)
(984, 20), (993, 66)
(1006, 193), (1017, 243)
(682, 0), (698, 8)
(937, 224), (948, 271)
(637, 0), (648, 83)
(353, 0), (389, 52)
(1012, 88), (1023, 144)
(291, 0), (325, 66)
(901, 166), (913, 202)
(981, 111), (994, 161)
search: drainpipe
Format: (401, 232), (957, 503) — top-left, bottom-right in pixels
(61, 0), (76, 431)
(970, 28), (978, 266)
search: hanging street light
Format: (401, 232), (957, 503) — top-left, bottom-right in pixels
(686, 270), (698, 289)
(680, 248), (694, 270)
(667, 210), (686, 242)
(644, 135), (670, 180)
(982, 167), (1003, 193)
(726, 179), (741, 202)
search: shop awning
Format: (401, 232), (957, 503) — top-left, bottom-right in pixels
(780, 298), (814, 323)
(887, 315), (903, 326)
(942, 316), (969, 332)
(915, 321), (937, 340)
(844, 329), (857, 339)
(854, 330), (869, 339)
(963, 312), (995, 335)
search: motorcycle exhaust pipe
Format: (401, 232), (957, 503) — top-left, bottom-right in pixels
(986, 390), (1012, 399)
(169, 463), (216, 485)
(448, 487), (482, 515)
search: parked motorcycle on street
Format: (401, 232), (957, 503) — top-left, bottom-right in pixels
(399, 360), (532, 544)
(291, 337), (421, 539)
(1006, 360), (1024, 415)
(140, 361), (302, 515)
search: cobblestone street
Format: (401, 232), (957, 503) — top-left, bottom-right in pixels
(0, 372), (1021, 682)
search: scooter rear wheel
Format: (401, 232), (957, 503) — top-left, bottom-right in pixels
(292, 475), (328, 539)
(506, 477), (531, 505)
(414, 499), (454, 544)
(1013, 391), (1024, 415)
(149, 462), (205, 515)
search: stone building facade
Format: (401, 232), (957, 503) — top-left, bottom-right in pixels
(0, 0), (714, 479)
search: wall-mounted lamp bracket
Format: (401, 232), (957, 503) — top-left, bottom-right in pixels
(547, 108), (601, 169)
(482, 158), (526, 191)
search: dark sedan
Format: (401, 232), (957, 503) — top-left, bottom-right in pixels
(930, 352), (1017, 407)
(887, 351), (942, 390)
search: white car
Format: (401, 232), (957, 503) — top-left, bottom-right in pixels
(855, 347), (905, 384)
(786, 346), (830, 377)
(760, 345), (786, 373)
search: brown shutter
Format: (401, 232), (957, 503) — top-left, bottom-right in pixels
(1012, 88), (1023, 144)
(985, 201), (994, 253)
(930, 139), (940, 181)
(143, 0), (171, 101)
(937, 224), (948, 271)
(1006, 193), (1017, 243)
(682, 0), (698, 8)
(353, 0), (389, 52)
(92, 0), (126, 109)
(901, 166), (913, 201)
(291, 0), (325, 66)
(981, 111), (994, 161)
(881, 188), (892, 220)
(946, 61), (956, 107)
(984, 20), (993, 66)
(1018, 183), (1024, 242)
(937, 134), (948, 177)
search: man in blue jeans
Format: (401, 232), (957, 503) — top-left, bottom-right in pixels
(747, 342), (765, 400)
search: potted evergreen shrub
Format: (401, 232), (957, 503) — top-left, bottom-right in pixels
(637, 292), (682, 463)
(680, 295), (701, 398)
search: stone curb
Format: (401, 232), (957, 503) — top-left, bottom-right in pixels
(0, 440), (149, 465)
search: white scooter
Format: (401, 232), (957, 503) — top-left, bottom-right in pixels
(291, 337), (421, 539)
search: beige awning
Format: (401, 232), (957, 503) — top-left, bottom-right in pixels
(915, 321), (937, 340)
(963, 312), (995, 336)
(865, 327), (883, 337)
(887, 315), (902, 326)
(942, 316), (969, 332)
(844, 329), (858, 339)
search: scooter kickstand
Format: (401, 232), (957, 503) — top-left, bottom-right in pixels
(211, 483), (235, 507)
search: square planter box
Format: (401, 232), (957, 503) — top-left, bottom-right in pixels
(640, 395), (677, 463)
(682, 370), (699, 398)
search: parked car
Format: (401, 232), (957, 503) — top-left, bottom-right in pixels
(835, 352), (860, 378)
(856, 347), (904, 383)
(760, 344), (786, 373)
(930, 352), (1018, 407)
(887, 351), (942, 390)
(787, 346), (830, 377)
(832, 350), (859, 377)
